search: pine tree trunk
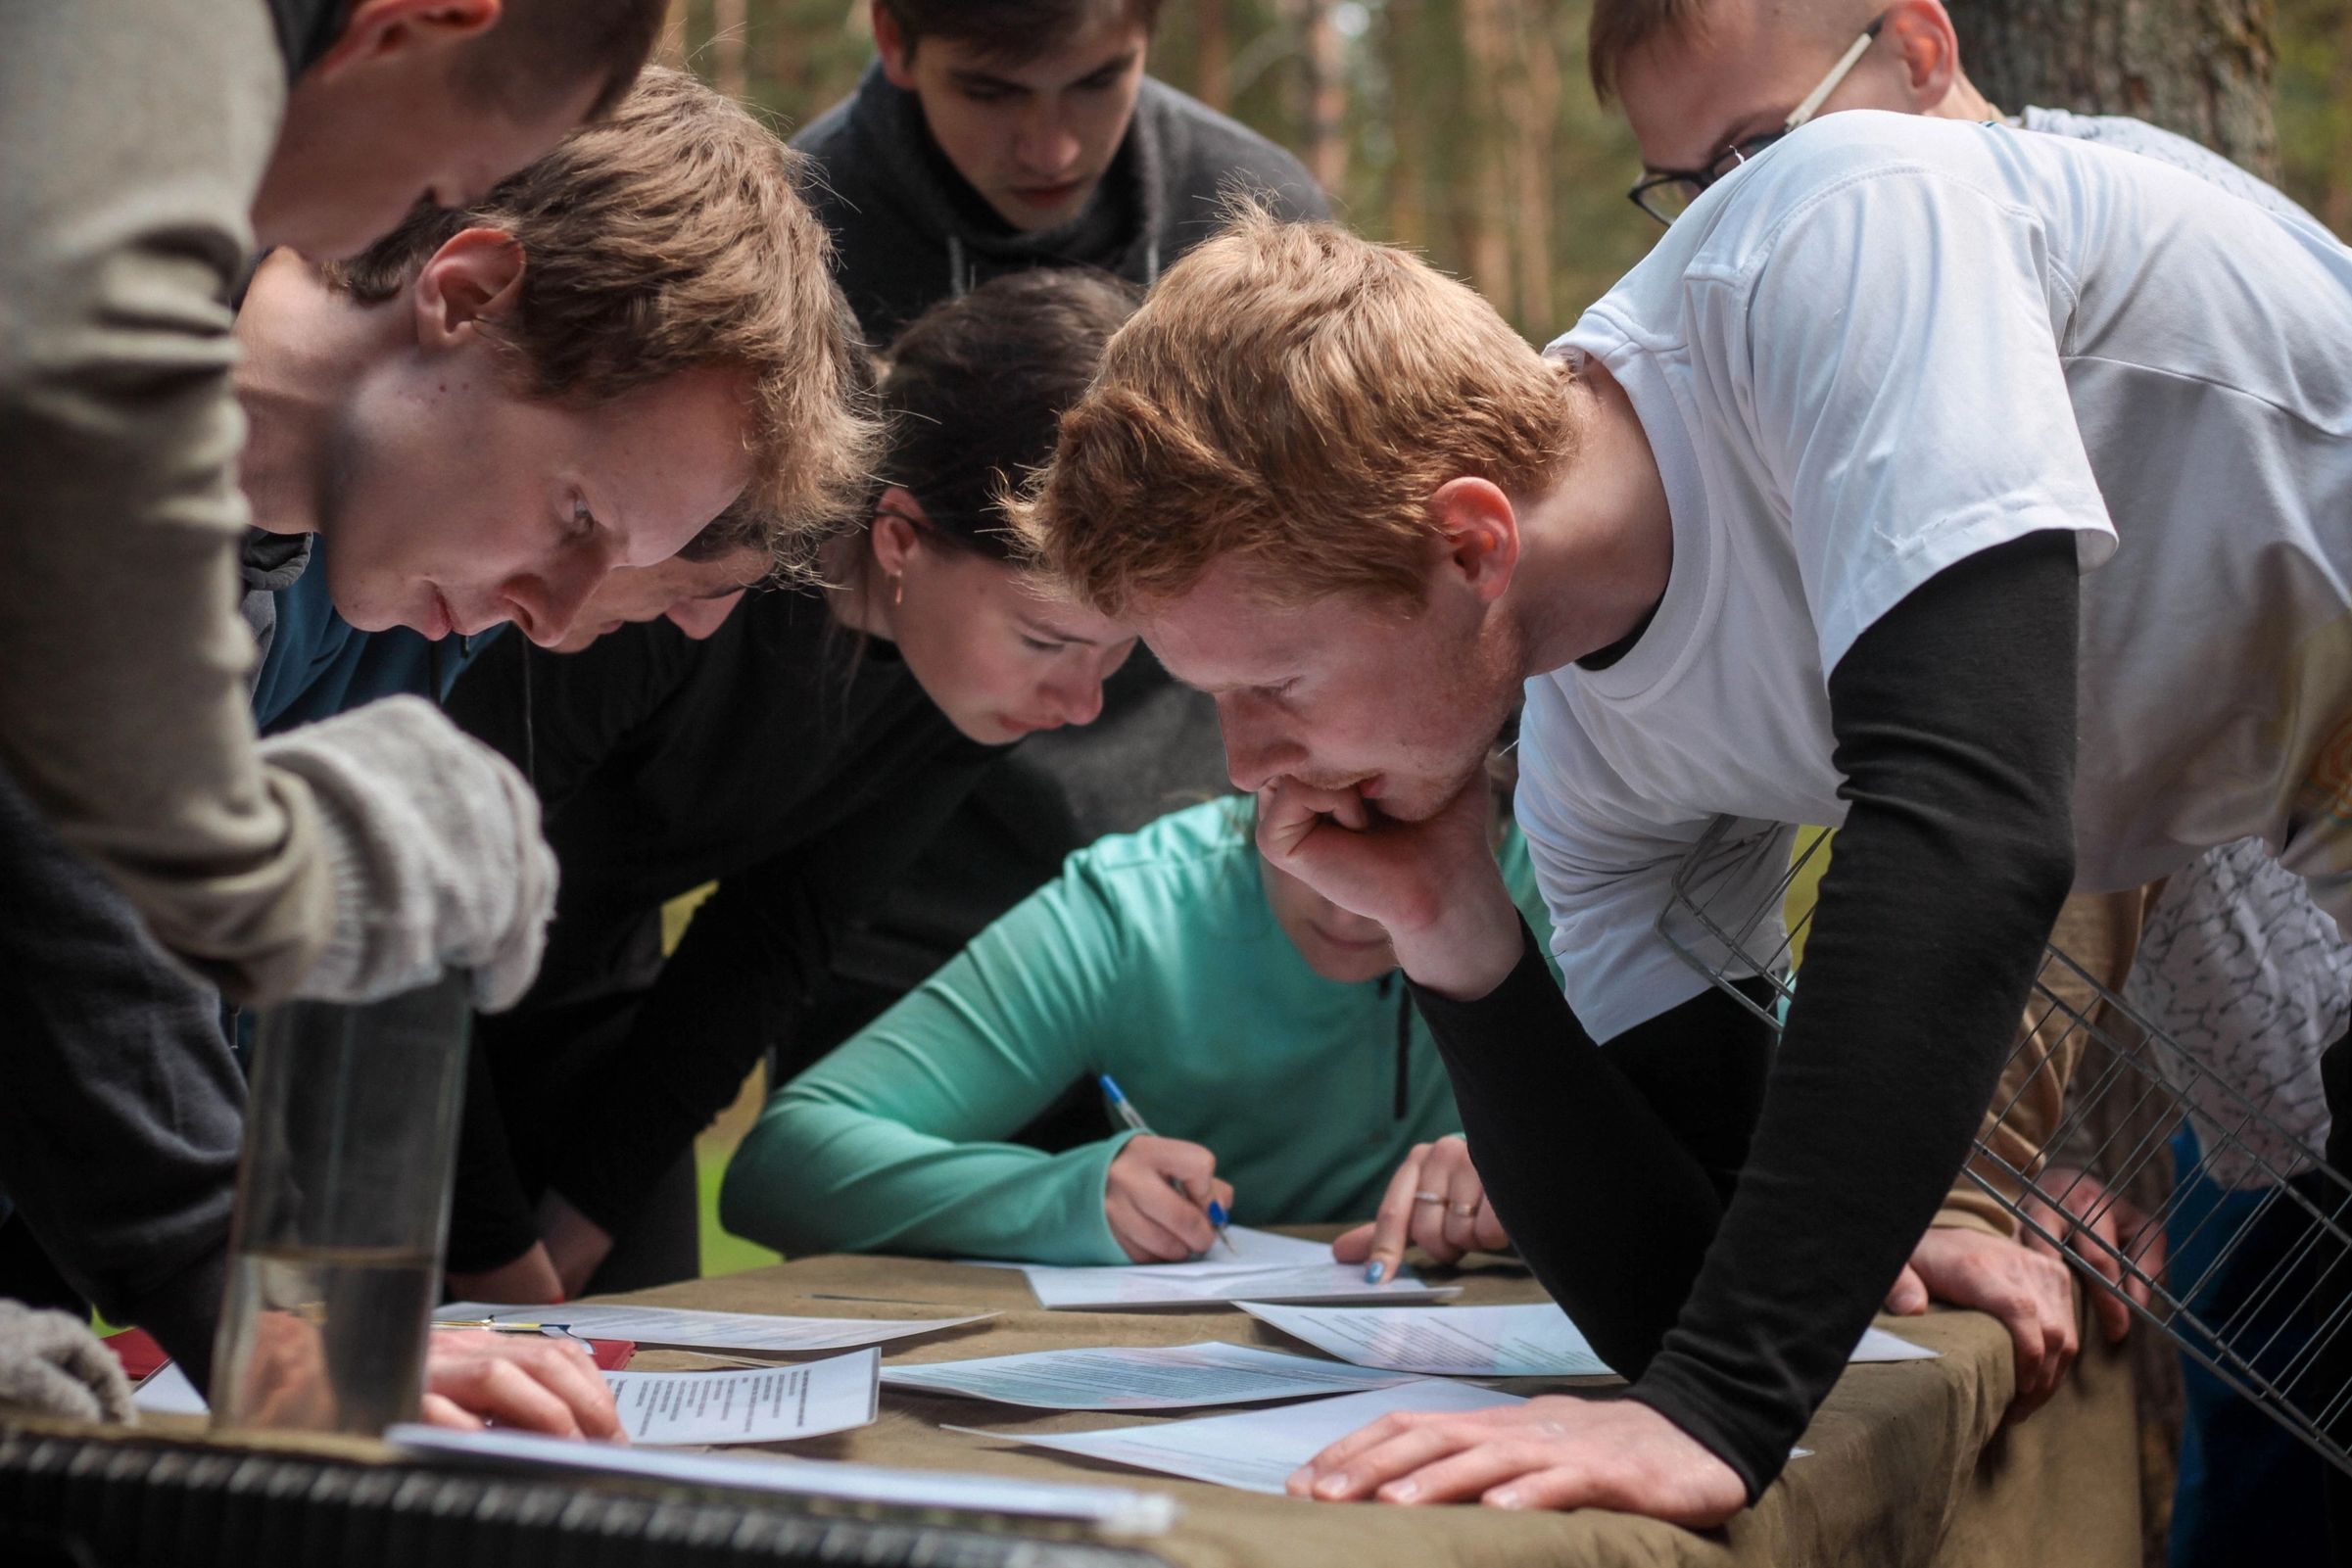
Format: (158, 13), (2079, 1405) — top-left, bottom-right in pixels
(712, 0), (749, 101)
(1960, 0), (2280, 176)
(1197, 0), (1232, 114)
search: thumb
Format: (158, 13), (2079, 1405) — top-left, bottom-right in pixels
(1886, 1264), (1929, 1315)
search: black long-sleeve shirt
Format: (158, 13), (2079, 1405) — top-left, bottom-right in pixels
(1415, 531), (2080, 1499)
(442, 588), (995, 1264)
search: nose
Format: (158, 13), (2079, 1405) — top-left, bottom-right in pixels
(1217, 692), (1305, 792)
(666, 591), (745, 641)
(1041, 664), (1107, 728)
(503, 549), (609, 649)
(1015, 101), (1081, 176)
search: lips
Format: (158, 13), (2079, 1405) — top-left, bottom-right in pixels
(1010, 180), (1082, 209)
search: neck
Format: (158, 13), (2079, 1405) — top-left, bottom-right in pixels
(232, 251), (402, 537)
(1504, 361), (1675, 676)
(820, 531), (899, 641)
(1933, 68), (1999, 122)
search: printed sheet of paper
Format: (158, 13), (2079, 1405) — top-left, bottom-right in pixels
(436, 1301), (991, 1356)
(881, 1340), (1418, 1409)
(132, 1362), (209, 1415)
(954, 1378), (1523, 1495)
(1241, 1301), (1936, 1377)
(390, 1423), (1179, 1536)
(1015, 1226), (1459, 1310)
(603, 1349), (878, 1446)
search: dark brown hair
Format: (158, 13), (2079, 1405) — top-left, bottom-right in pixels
(456, 0), (669, 119)
(880, 0), (1161, 65)
(876, 268), (1140, 562)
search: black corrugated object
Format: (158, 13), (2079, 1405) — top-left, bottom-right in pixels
(0, 1428), (1171, 1568)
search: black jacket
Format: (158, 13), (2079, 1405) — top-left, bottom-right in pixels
(442, 591), (997, 1261)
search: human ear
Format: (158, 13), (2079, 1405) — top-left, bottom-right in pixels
(411, 227), (527, 350)
(1884, 0), (1962, 108)
(873, 3), (920, 89)
(313, 0), (503, 80)
(1428, 477), (1521, 605)
(869, 487), (930, 575)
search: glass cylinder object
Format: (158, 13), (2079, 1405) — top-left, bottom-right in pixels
(209, 972), (471, 1436)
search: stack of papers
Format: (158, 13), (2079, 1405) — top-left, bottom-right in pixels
(435, 1301), (991, 1356)
(129, 1349), (884, 1445)
(605, 1350), (879, 1445)
(881, 1341), (1416, 1409)
(954, 1378), (1523, 1495)
(390, 1423), (1179, 1536)
(1012, 1227), (1460, 1310)
(1240, 1301), (1936, 1377)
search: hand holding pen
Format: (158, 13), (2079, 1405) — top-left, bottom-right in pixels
(1099, 1073), (1237, 1262)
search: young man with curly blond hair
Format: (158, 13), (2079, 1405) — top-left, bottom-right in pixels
(1020, 119), (2352, 1525)
(0, 68), (874, 1437)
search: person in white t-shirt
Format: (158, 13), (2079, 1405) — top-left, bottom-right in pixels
(1013, 116), (2352, 1527)
(1589, 3), (2352, 1551)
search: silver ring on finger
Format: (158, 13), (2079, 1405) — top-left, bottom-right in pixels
(1414, 1192), (1445, 1205)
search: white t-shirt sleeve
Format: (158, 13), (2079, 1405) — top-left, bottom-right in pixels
(1516, 679), (1790, 1043)
(1703, 160), (2118, 674)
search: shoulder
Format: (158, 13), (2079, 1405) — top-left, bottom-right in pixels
(1066, 797), (1260, 912)
(1135, 77), (1330, 222)
(2019, 105), (2323, 228)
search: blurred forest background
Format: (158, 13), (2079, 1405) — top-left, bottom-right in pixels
(651, 0), (2352, 342)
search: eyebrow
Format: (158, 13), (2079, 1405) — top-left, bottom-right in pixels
(949, 49), (1140, 95)
(1020, 618), (1108, 647)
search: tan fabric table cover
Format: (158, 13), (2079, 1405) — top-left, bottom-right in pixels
(606, 1235), (2139, 1568)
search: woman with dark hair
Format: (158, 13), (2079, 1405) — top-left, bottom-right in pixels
(438, 268), (1142, 1303)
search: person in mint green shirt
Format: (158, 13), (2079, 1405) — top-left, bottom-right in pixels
(720, 793), (1555, 1267)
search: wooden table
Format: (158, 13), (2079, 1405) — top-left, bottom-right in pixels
(600, 1238), (2142, 1568)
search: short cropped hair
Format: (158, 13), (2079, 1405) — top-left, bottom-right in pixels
(1014, 205), (1577, 615)
(457, 0), (667, 119)
(1586, 0), (1714, 104)
(326, 68), (879, 577)
(880, 0), (1162, 64)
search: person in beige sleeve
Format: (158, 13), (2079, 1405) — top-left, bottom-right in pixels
(0, 0), (663, 1008)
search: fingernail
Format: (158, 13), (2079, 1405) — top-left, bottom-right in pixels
(1387, 1481), (1419, 1502)
(1365, 1261), (1387, 1284)
(1208, 1200), (1228, 1227)
(1490, 1489), (1523, 1509)
(1317, 1473), (1352, 1498)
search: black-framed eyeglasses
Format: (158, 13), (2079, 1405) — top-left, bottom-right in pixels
(1627, 12), (1889, 225)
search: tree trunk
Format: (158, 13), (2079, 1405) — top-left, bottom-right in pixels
(1197, 0), (1232, 114)
(1506, 0), (1560, 330)
(1960, 0), (2280, 176)
(1457, 0), (1514, 309)
(1289, 0), (1349, 193)
(712, 0), (749, 101)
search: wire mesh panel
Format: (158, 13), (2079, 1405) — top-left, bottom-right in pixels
(1655, 816), (2352, 1476)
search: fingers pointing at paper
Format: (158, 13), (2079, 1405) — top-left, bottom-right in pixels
(1107, 1135), (1236, 1262)
(1336, 1136), (1511, 1283)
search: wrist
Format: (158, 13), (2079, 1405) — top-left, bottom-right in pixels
(1389, 877), (1524, 1000)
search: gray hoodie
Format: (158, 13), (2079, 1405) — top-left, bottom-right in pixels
(793, 64), (1330, 345)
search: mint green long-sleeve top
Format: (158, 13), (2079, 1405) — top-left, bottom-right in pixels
(720, 798), (1557, 1264)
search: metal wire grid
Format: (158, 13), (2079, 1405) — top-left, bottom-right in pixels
(1655, 817), (2352, 1476)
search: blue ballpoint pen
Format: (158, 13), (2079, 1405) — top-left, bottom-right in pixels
(1099, 1073), (1234, 1254)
